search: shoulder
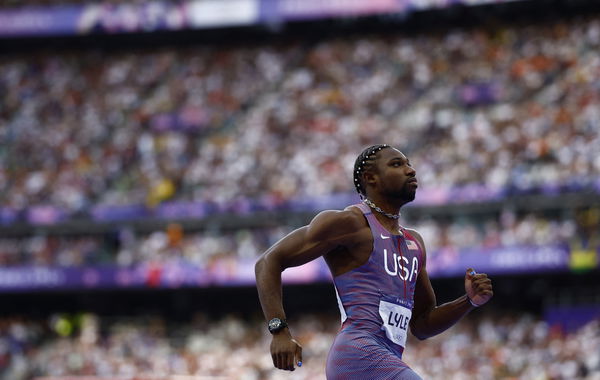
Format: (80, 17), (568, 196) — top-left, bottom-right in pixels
(306, 206), (367, 239)
(404, 228), (427, 253)
(308, 206), (366, 230)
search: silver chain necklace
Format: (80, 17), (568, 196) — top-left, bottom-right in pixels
(363, 198), (401, 220)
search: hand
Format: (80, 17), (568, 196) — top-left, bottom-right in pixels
(270, 330), (303, 371)
(464, 268), (493, 307)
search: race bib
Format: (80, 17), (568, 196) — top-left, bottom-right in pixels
(378, 297), (412, 348)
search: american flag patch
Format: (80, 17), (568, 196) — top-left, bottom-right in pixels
(406, 240), (419, 250)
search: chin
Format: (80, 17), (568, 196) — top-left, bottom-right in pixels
(389, 188), (416, 202)
(402, 190), (416, 202)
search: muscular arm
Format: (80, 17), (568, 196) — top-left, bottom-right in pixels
(408, 230), (493, 340)
(255, 210), (360, 321)
(255, 209), (362, 370)
(409, 267), (473, 340)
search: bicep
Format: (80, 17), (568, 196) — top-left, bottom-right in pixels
(262, 226), (328, 269)
(261, 210), (353, 269)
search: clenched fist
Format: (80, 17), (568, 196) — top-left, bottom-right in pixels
(465, 268), (493, 307)
(271, 331), (303, 371)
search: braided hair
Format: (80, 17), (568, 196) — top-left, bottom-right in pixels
(353, 144), (391, 198)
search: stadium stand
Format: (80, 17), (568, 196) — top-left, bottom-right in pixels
(0, 209), (596, 267)
(1, 17), (599, 219)
(0, 312), (598, 380)
(0, 1), (599, 379)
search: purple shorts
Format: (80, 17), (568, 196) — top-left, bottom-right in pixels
(326, 328), (423, 380)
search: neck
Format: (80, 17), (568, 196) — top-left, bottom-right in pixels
(363, 198), (400, 219)
(365, 194), (405, 215)
(362, 196), (404, 232)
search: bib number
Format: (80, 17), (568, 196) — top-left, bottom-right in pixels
(378, 298), (412, 348)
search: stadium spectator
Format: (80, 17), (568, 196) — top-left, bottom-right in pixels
(0, 312), (597, 379)
(1, 17), (599, 220)
(0, 209), (595, 268)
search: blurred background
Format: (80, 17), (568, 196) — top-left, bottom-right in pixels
(1, 0), (599, 379)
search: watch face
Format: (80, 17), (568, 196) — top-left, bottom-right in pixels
(269, 319), (282, 330)
(268, 318), (286, 333)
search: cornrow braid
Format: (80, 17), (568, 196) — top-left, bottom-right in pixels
(353, 144), (390, 198)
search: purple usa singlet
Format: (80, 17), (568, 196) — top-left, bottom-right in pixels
(325, 203), (424, 380)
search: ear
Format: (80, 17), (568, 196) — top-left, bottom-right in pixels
(363, 170), (378, 187)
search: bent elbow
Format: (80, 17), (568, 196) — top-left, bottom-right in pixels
(255, 253), (283, 278)
(255, 255), (267, 276)
(413, 332), (430, 341)
(410, 326), (431, 341)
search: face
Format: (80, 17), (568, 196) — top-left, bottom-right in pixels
(367, 148), (418, 202)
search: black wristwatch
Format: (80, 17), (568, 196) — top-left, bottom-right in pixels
(268, 318), (288, 334)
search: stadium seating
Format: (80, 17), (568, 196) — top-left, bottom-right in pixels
(1, 17), (599, 218)
(0, 312), (598, 379)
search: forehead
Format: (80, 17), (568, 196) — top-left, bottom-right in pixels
(378, 147), (406, 161)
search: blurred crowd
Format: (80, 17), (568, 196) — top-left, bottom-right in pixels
(1, 208), (598, 268)
(2, 10), (600, 380)
(0, 0), (152, 8)
(0, 311), (598, 380)
(2, 17), (600, 218)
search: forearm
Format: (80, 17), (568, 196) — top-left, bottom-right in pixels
(255, 255), (288, 324)
(411, 294), (474, 340)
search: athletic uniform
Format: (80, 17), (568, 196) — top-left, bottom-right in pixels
(326, 203), (424, 380)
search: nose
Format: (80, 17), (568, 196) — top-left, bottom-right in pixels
(406, 165), (416, 177)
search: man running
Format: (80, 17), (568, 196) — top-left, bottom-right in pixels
(255, 144), (493, 379)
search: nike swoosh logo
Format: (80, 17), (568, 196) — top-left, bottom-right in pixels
(380, 234), (390, 239)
